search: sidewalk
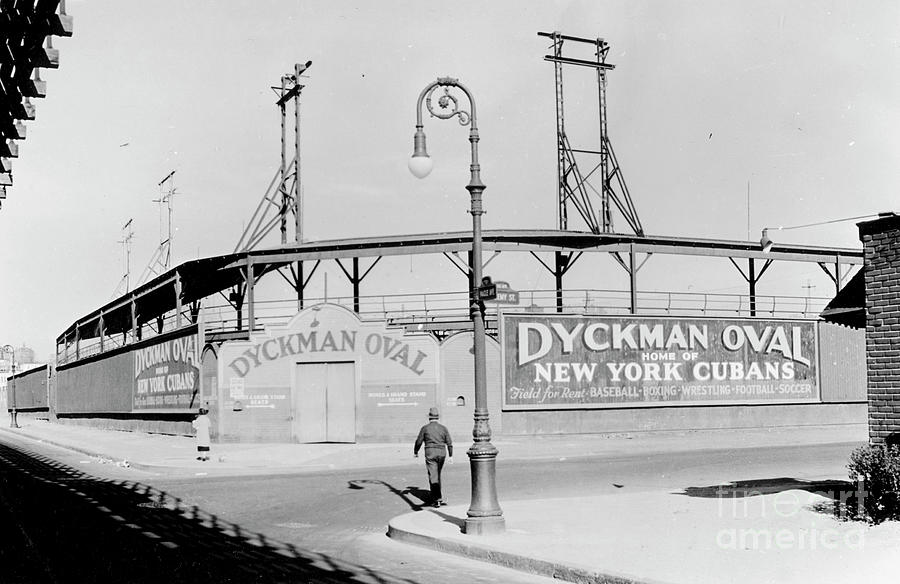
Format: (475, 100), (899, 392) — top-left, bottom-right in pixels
(388, 492), (900, 584)
(3, 419), (894, 584)
(0, 418), (867, 474)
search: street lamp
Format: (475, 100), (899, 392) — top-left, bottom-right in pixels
(409, 77), (504, 535)
(760, 213), (882, 253)
(2, 344), (17, 428)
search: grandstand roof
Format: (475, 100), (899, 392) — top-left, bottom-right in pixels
(57, 228), (863, 344)
(0, 0), (73, 205)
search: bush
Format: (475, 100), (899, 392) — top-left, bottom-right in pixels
(845, 443), (900, 524)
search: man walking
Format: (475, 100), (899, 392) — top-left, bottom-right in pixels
(414, 407), (453, 507)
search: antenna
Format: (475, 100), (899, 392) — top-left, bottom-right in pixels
(156, 170), (177, 265)
(538, 31), (643, 235)
(138, 171), (178, 285)
(112, 218), (134, 298)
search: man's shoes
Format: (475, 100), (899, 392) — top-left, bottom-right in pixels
(439, 500), (448, 506)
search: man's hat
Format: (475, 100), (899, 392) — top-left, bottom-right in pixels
(428, 407), (440, 419)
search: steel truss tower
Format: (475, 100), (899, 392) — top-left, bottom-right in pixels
(235, 61), (312, 252)
(539, 31), (643, 236)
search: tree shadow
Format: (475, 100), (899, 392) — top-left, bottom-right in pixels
(679, 477), (854, 499)
(678, 477), (867, 521)
(347, 479), (430, 511)
(0, 442), (419, 584)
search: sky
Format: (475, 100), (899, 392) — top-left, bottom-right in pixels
(1, 0), (898, 359)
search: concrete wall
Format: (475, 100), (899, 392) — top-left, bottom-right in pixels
(56, 415), (192, 436)
(501, 403), (866, 436)
(39, 307), (868, 442)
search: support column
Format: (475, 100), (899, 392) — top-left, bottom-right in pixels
(353, 257), (360, 314)
(246, 257), (256, 332)
(298, 261), (304, 310)
(835, 255), (842, 295)
(748, 258), (757, 317)
(294, 63), (304, 245)
(130, 297), (137, 342)
(279, 74), (289, 245)
(554, 251), (566, 313)
(629, 243), (637, 314)
(175, 271), (183, 327)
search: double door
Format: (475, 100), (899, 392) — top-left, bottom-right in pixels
(293, 362), (356, 443)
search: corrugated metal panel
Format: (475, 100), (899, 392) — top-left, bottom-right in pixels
(817, 322), (866, 402)
(56, 352), (133, 413)
(9, 365), (48, 410)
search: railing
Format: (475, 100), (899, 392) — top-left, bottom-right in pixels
(201, 288), (831, 335)
(56, 287), (832, 366)
(56, 311), (189, 367)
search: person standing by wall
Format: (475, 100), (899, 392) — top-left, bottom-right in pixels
(192, 407), (211, 461)
(414, 407), (453, 507)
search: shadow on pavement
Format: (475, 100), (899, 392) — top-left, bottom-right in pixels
(679, 477), (854, 499)
(347, 479), (430, 511)
(678, 477), (872, 520)
(428, 509), (465, 532)
(0, 442), (417, 584)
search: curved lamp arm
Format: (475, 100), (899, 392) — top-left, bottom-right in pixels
(409, 77), (479, 182)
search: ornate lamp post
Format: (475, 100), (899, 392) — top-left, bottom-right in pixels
(409, 77), (504, 535)
(2, 344), (17, 428)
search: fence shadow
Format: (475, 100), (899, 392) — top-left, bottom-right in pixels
(0, 441), (418, 584)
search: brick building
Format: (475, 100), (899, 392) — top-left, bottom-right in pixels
(859, 212), (900, 445)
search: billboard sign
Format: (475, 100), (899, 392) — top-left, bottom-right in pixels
(501, 314), (818, 409)
(133, 333), (200, 410)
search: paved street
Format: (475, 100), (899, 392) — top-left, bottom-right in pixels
(0, 429), (862, 583)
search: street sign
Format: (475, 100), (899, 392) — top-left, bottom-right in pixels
(491, 281), (520, 305)
(477, 276), (498, 301)
(477, 283), (497, 301)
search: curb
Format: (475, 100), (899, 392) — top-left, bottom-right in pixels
(387, 512), (662, 584)
(0, 427), (406, 476)
(0, 426), (155, 471)
(0, 427), (340, 475)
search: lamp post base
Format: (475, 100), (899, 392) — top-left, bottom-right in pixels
(464, 515), (506, 535)
(465, 441), (504, 535)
